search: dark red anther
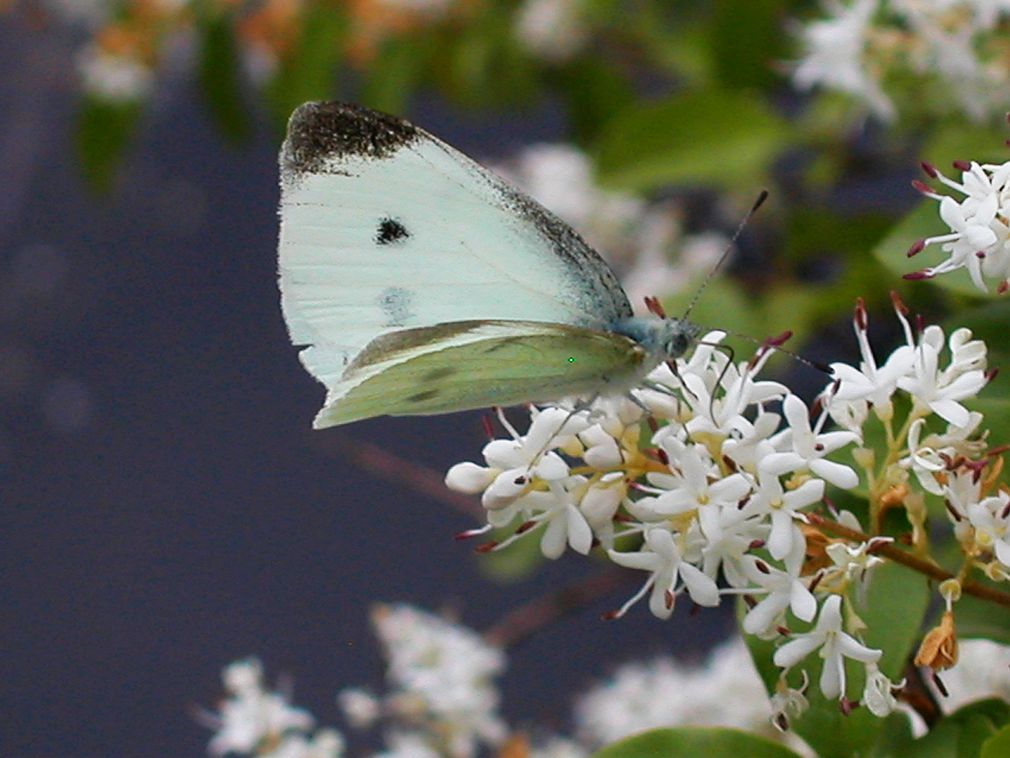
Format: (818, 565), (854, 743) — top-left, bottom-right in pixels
(516, 519), (537, 534)
(481, 414), (495, 439)
(999, 280), (1009, 294)
(839, 697), (859, 716)
(912, 179), (934, 195)
(907, 239), (926, 257)
(986, 367), (999, 384)
(852, 297), (867, 330)
(953, 159), (971, 172)
(664, 589), (675, 609)
(889, 291), (909, 314)
(748, 538), (766, 550)
(644, 295), (667, 318)
(920, 161), (938, 178)
(944, 500), (962, 522)
(903, 270), (933, 280)
(755, 559), (770, 574)
(476, 541), (499, 553)
(601, 609), (621, 620)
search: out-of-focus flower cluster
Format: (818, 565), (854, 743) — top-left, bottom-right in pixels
(22, 0), (598, 105)
(200, 658), (344, 757)
(202, 611), (1010, 755)
(337, 603), (508, 758)
(445, 291), (998, 722)
(792, 0), (1010, 122)
(908, 155), (1010, 293)
(493, 144), (726, 307)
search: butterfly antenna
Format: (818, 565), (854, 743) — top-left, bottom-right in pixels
(711, 329), (832, 375)
(681, 189), (769, 321)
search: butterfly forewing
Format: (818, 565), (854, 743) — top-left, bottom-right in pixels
(278, 102), (633, 391)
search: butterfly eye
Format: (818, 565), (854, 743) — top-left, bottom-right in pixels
(667, 333), (690, 358)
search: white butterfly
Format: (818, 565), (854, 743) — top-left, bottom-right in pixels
(278, 101), (701, 427)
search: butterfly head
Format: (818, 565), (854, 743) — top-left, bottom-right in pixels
(610, 316), (702, 362)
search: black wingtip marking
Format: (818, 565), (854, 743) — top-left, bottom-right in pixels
(376, 217), (410, 245)
(282, 101), (419, 174)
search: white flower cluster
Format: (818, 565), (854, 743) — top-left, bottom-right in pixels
(337, 604), (508, 758)
(907, 157), (1010, 292)
(78, 43), (155, 102)
(573, 637), (775, 746)
(792, 0), (1010, 121)
(202, 658), (345, 758)
(491, 144), (726, 308)
(446, 295), (994, 717)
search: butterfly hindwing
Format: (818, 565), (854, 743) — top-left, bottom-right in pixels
(312, 321), (648, 427)
(278, 102), (634, 392)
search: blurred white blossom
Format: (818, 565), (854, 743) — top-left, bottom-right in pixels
(515, 0), (590, 61)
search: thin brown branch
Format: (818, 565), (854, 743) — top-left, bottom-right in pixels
(807, 513), (1010, 608)
(315, 436), (485, 522)
(483, 568), (633, 649)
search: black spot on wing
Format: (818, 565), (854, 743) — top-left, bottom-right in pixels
(422, 366), (456, 381)
(376, 217), (410, 246)
(281, 101), (419, 175)
(407, 389), (440, 403)
(378, 286), (414, 327)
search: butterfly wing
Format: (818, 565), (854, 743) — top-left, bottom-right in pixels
(278, 101), (633, 393)
(312, 321), (649, 427)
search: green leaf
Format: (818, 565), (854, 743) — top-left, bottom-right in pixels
(952, 593), (1010, 644)
(359, 35), (431, 114)
(76, 96), (143, 192)
(912, 699), (1010, 758)
(873, 200), (994, 298)
(196, 11), (252, 143)
(591, 727), (803, 758)
(594, 90), (789, 192)
(869, 712), (918, 757)
(266, 4), (347, 128)
(923, 123), (1010, 168)
(709, 0), (790, 90)
(981, 723), (1010, 758)
(859, 560), (930, 679)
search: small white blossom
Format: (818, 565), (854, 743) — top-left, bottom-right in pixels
(761, 394), (860, 489)
(773, 595), (882, 700)
(371, 604), (507, 756)
(574, 638), (773, 746)
(964, 491), (1010, 567)
(792, 0), (894, 119)
(203, 659), (341, 757)
(862, 663), (902, 717)
(740, 544), (818, 637)
(608, 527), (721, 619)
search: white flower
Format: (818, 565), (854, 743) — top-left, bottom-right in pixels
(634, 436), (751, 518)
(608, 527), (721, 619)
(862, 663), (902, 717)
(898, 326), (988, 427)
(761, 394), (860, 489)
(773, 595), (882, 700)
(444, 407), (583, 510)
(965, 491), (1010, 567)
(913, 160), (1010, 290)
(827, 298), (915, 418)
(740, 545), (817, 636)
(745, 473), (825, 561)
(372, 605), (507, 755)
(770, 673), (809, 731)
(204, 659), (334, 757)
(573, 637), (772, 746)
(792, 0), (894, 119)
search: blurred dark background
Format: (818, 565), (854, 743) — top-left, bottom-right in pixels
(2, 17), (736, 757)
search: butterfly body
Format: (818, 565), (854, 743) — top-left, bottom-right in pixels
(278, 101), (700, 426)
